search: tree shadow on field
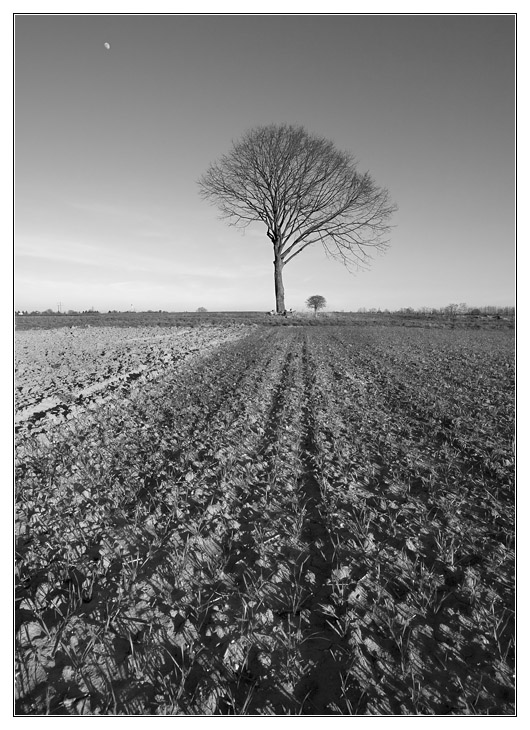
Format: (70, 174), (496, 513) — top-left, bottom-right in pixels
(285, 339), (355, 715)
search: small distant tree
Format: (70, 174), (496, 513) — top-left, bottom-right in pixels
(197, 307), (208, 313)
(444, 303), (460, 328)
(445, 303), (459, 317)
(306, 295), (327, 316)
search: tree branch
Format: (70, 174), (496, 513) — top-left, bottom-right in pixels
(198, 123), (397, 277)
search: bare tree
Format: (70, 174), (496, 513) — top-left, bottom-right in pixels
(198, 124), (396, 313)
(306, 295), (327, 316)
(445, 303), (459, 317)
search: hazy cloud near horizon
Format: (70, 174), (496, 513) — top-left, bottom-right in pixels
(15, 14), (515, 312)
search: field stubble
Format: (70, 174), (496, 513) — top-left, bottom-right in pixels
(15, 324), (515, 715)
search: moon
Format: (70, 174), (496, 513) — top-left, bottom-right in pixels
(104, 42), (111, 50)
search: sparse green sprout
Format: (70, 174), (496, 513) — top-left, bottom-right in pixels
(15, 321), (514, 715)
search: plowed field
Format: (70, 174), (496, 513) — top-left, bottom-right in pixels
(15, 324), (515, 715)
(15, 325), (250, 439)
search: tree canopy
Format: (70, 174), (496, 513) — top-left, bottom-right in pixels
(198, 124), (396, 312)
(306, 295), (327, 315)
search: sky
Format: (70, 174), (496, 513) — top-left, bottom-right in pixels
(14, 13), (515, 313)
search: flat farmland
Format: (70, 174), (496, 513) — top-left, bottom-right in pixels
(15, 324), (515, 715)
(15, 324), (250, 439)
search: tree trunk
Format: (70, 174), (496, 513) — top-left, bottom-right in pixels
(274, 255), (285, 313)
